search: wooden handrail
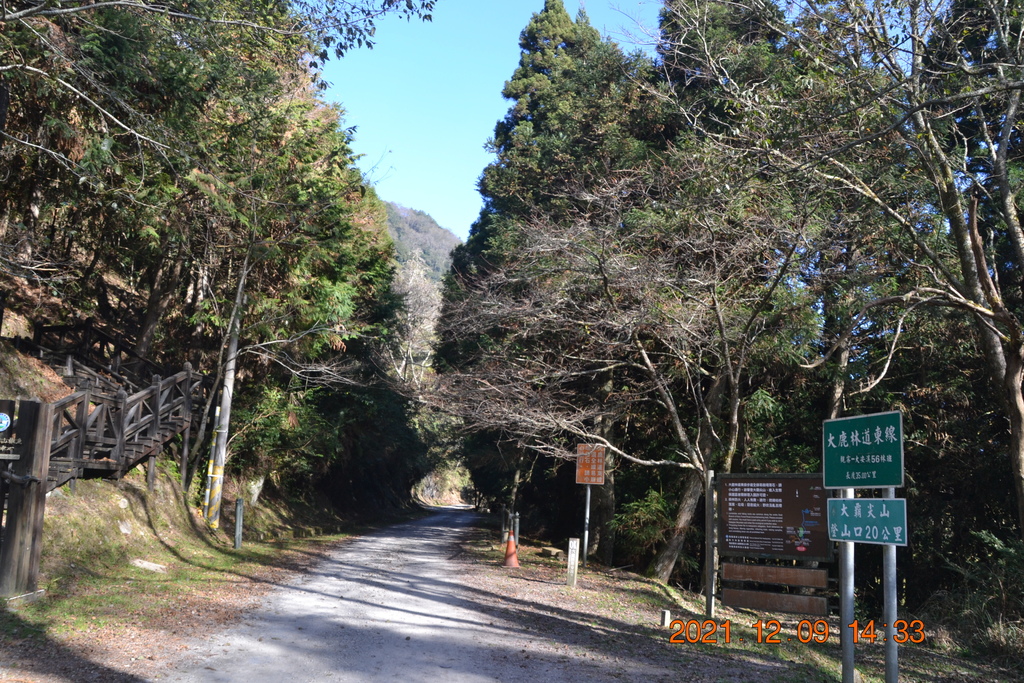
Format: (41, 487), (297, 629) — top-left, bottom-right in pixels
(44, 367), (204, 491)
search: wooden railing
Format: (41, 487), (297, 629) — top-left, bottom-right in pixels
(32, 318), (166, 391)
(45, 365), (201, 491)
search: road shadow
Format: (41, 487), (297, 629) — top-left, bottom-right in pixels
(1, 607), (148, 682)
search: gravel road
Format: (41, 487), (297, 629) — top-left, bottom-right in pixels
(163, 507), (682, 683)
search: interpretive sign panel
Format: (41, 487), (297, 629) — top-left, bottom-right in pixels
(827, 498), (908, 546)
(823, 411), (903, 488)
(0, 399), (33, 461)
(718, 474), (831, 561)
(575, 444), (605, 485)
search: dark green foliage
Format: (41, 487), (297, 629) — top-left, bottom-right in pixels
(0, 1), (438, 514)
(610, 490), (675, 567)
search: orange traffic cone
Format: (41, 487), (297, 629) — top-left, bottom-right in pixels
(502, 535), (520, 568)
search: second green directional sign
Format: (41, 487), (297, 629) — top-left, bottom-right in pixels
(823, 411), (903, 489)
(827, 498), (908, 546)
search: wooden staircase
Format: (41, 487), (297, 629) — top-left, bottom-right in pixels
(8, 319), (206, 491)
(45, 367), (201, 491)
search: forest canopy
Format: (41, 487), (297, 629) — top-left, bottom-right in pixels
(0, 0), (437, 510)
(432, 0), (1024, 658)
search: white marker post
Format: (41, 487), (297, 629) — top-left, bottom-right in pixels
(567, 538), (580, 587)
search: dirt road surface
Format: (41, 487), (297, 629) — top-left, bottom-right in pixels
(162, 507), (693, 683)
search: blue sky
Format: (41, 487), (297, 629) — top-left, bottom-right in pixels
(322, 1), (662, 241)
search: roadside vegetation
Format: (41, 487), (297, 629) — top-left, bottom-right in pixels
(429, 0), (1024, 668)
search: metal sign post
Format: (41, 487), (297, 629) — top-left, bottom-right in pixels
(839, 490), (855, 683)
(824, 411), (906, 683)
(884, 487), (898, 683)
(583, 485), (591, 567)
(575, 444), (606, 569)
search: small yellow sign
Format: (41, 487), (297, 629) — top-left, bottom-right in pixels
(575, 444), (606, 485)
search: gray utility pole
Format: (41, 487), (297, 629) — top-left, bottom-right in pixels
(582, 484), (591, 567)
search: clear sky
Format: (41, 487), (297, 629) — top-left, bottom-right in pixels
(321, 1), (662, 241)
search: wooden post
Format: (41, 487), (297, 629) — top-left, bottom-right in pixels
(73, 389), (89, 462)
(180, 364), (192, 489)
(112, 389), (127, 474)
(705, 468), (717, 619)
(151, 374), (162, 440)
(147, 455), (157, 494)
(0, 401), (54, 598)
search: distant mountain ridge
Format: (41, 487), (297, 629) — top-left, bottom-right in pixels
(384, 202), (461, 282)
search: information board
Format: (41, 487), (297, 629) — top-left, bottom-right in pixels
(719, 474), (831, 561)
(827, 498), (908, 546)
(822, 411), (903, 488)
(0, 399), (31, 461)
(575, 444), (605, 485)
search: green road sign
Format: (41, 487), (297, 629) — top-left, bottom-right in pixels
(822, 411), (903, 488)
(827, 498), (907, 546)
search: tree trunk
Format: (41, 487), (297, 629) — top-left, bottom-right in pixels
(204, 248), (250, 528)
(593, 375), (616, 565)
(1003, 349), (1024, 537)
(134, 238), (184, 359)
(647, 468), (703, 582)
(509, 454), (522, 511)
(646, 373), (728, 582)
(827, 343), (851, 421)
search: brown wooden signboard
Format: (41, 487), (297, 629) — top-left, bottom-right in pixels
(722, 587), (830, 617)
(721, 562), (829, 588)
(718, 473), (831, 561)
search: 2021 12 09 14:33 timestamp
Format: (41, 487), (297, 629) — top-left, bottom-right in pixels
(669, 619), (926, 645)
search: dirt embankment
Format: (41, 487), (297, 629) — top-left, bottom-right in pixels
(0, 340), (73, 403)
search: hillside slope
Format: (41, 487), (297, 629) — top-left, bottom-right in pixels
(385, 202), (461, 281)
